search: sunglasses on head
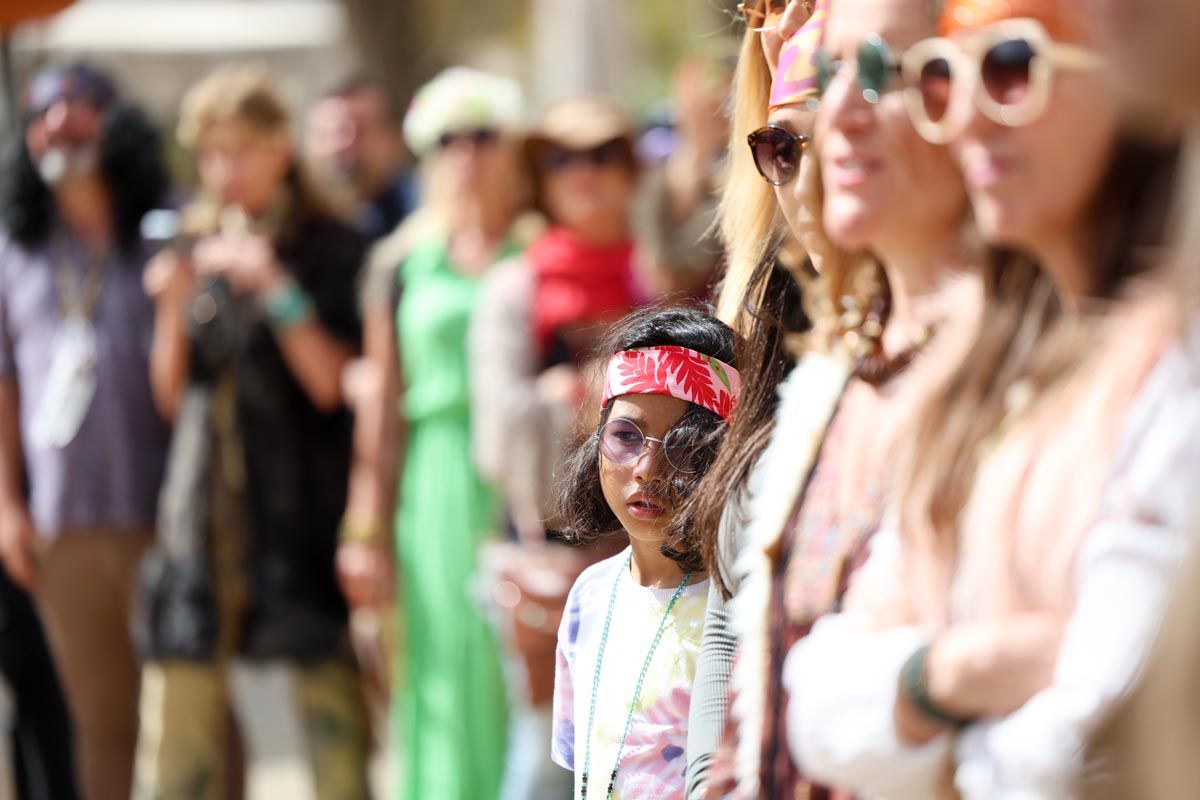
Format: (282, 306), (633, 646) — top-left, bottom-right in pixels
(539, 139), (629, 173)
(900, 18), (1102, 144)
(816, 34), (905, 104)
(747, 125), (811, 186)
(436, 127), (499, 150)
(737, 0), (788, 32)
(598, 417), (704, 475)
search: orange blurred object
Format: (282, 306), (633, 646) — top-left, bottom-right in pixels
(939, 0), (1087, 43)
(0, 0), (74, 29)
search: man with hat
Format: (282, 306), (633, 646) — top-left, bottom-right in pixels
(0, 62), (170, 800)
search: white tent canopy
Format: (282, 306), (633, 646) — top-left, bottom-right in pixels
(12, 0), (347, 54)
(6, 0), (355, 125)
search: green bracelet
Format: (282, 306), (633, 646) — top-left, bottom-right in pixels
(262, 278), (315, 331)
(902, 644), (973, 729)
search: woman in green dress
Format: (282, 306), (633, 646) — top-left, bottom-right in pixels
(337, 67), (527, 800)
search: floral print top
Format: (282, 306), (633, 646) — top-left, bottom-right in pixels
(552, 547), (709, 799)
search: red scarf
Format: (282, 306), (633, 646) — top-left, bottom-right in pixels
(529, 226), (637, 360)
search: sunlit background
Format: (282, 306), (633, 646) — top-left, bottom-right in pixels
(1, 0), (744, 154)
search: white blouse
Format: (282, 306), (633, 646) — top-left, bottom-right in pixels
(783, 333), (1200, 799)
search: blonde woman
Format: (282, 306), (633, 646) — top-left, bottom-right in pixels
(135, 65), (370, 799)
(686, 0), (981, 795)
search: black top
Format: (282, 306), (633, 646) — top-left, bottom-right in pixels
(138, 211), (366, 664)
(357, 170), (418, 242)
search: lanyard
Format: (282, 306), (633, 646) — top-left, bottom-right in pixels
(52, 234), (110, 322)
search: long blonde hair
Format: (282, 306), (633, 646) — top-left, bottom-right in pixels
(714, 22), (875, 353)
(714, 26), (784, 332)
(692, 17), (875, 591)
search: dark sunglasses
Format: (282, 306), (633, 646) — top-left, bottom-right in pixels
(598, 417), (704, 475)
(817, 34), (904, 104)
(436, 127), (500, 150)
(747, 125), (811, 186)
(539, 139), (629, 173)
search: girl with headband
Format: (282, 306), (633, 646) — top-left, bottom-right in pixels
(787, 1), (1195, 797)
(550, 306), (741, 800)
(688, 0), (981, 796)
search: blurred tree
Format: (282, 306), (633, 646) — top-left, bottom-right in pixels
(339, 0), (739, 117)
(339, 0), (526, 115)
(628, 0), (740, 104)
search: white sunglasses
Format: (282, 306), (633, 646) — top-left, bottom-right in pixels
(900, 18), (1102, 145)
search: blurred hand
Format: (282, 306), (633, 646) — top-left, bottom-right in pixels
(762, 0), (816, 78)
(143, 249), (196, 310)
(0, 504), (38, 591)
(336, 541), (393, 609)
(927, 614), (1064, 719)
(673, 57), (729, 166)
(192, 233), (285, 295)
(536, 364), (584, 409)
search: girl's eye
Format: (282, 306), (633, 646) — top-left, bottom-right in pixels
(613, 431), (641, 443)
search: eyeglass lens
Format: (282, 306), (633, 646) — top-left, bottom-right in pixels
(817, 37), (899, 103)
(749, 127), (804, 186)
(437, 127), (499, 150)
(541, 139), (626, 172)
(981, 38), (1036, 106)
(598, 418), (701, 474)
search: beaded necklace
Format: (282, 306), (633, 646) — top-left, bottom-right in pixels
(580, 551), (691, 799)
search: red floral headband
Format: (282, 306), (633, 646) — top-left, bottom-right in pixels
(601, 346), (742, 422)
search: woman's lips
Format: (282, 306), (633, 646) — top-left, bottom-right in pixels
(626, 497), (666, 521)
(827, 156), (882, 189)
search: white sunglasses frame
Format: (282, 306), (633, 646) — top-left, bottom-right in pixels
(899, 18), (1102, 145)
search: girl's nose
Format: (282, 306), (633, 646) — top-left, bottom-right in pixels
(630, 440), (665, 483)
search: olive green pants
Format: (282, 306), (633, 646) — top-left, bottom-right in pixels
(132, 659), (369, 800)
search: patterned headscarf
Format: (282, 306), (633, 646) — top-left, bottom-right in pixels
(602, 346), (742, 422)
(402, 66), (524, 156)
(769, 0), (828, 111)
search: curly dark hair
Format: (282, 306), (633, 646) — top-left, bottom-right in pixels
(1, 103), (169, 256)
(555, 305), (739, 574)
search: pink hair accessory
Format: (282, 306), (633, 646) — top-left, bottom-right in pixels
(769, 0), (828, 111)
(601, 346), (742, 422)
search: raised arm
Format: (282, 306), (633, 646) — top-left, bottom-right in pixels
(143, 249), (194, 422)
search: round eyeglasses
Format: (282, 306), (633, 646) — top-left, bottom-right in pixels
(899, 18), (1102, 145)
(597, 417), (705, 475)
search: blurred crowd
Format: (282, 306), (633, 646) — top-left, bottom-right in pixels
(2, 0), (1200, 799)
(0, 35), (728, 800)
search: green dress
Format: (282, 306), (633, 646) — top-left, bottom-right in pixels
(393, 239), (508, 800)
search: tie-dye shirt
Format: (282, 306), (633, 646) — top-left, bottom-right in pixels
(551, 547), (709, 799)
